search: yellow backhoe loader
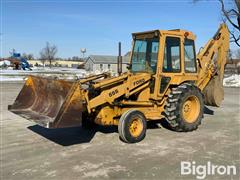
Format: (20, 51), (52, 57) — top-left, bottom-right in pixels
(9, 24), (229, 143)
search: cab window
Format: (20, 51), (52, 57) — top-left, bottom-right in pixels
(163, 37), (181, 73)
(131, 38), (159, 74)
(184, 39), (197, 73)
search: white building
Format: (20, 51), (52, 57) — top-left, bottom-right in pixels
(84, 55), (130, 73)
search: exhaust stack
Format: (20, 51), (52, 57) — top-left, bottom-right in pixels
(117, 42), (122, 75)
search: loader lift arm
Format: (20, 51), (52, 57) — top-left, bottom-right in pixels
(86, 72), (152, 112)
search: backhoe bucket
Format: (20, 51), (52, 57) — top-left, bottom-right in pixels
(202, 74), (224, 107)
(8, 76), (84, 128)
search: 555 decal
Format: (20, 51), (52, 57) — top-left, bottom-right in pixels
(109, 89), (119, 97)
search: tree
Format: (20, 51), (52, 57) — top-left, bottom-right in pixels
(39, 50), (47, 67)
(22, 53), (28, 59)
(219, 0), (240, 47)
(72, 56), (79, 61)
(228, 49), (233, 60)
(236, 49), (240, 58)
(39, 42), (58, 68)
(22, 53), (34, 60)
(9, 49), (16, 57)
(27, 54), (34, 60)
(194, 0), (240, 47)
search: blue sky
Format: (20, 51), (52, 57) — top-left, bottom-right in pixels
(0, 0), (238, 58)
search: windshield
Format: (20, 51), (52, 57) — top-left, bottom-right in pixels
(131, 38), (159, 73)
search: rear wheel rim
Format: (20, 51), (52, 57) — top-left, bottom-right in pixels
(129, 118), (143, 138)
(182, 95), (200, 123)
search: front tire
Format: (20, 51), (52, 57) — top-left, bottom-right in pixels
(164, 83), (204, 132)
(118, 109), (147, 143)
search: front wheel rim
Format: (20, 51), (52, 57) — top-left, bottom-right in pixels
(129, 118), (143, 137)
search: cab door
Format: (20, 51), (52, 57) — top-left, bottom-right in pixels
(152, 35), (183, 100)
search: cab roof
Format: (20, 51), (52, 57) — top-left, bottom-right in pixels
(132, 29), (196, 40)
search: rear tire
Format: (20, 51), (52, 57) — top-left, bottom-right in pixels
(118, 109), (147, 143)
(164, 83), (204, 132)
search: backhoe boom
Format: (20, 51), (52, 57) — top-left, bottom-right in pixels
(196, 24), (229, 106)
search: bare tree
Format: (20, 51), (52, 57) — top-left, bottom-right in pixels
(39, 51), (47, 67)
(228, 49), (233, 61)
(236, 49), (240, 58)
(9, 49), (16, 57)
(22, 53), (34, 60)
(219, 0), (240, 47)
(194, 0), (240, 47)
(27, 54), (34, 60)
(39, 42), (58, 68)
(22, 53), (28, 59)
(72, 56), (84, 61)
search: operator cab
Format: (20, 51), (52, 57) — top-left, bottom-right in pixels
(130, 29), (198, 99)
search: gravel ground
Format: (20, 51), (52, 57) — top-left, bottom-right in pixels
(1, 82), (239, 180)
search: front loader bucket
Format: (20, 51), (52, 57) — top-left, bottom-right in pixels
(202, 74), (224, 107)
(8, 76), (84, 128)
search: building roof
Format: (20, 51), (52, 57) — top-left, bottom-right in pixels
(227, 59), (240, 64)
(87, 55), (130, 64)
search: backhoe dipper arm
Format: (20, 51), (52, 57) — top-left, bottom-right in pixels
(196, 23), (229, 90)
